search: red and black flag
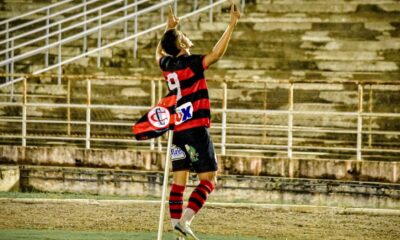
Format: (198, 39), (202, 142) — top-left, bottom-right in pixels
(133, 91), (177, 140)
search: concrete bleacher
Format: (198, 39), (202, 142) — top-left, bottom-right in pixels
(0, 0), (399, 161)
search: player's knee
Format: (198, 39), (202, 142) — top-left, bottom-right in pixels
(198, 171), (217, 184)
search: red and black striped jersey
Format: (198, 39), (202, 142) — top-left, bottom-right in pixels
(159, 54), (211, 132)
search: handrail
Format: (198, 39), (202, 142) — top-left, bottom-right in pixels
(0, 0), (123, 46)
(0, 0), (228, 89)
(0, 0), (74, 26)
(0, 0), (141, 56)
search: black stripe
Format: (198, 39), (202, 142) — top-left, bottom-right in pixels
(194, 189), (207, 200)
(198, 184), (211, 194)
(180, 75), (205, 90)
(169, 200), (183, 205)
(188, 197), (203, 209)
(170, 192), (183, 197)
(169, 209), (183, 214)
(178, 89), (209, 106)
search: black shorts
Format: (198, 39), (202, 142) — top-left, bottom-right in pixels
(171, 127), (218, 173)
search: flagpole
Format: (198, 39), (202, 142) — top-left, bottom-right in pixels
(157, 130), (174, 240)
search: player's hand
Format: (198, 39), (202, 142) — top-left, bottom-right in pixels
(167, 5), (179, 29)
(229, 3), (240, 26)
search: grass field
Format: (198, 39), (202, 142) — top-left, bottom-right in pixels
(1, 192), (400, 240)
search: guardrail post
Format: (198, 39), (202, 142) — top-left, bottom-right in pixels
(5, 22), (9, 83)
(221, 82), (227, 155)
(83, 0), (87, 52)
(67, 78), (71, 136)
(157, 79), (162, 152)
(368, 84), (373, 148)
(160, 0), (164, 23)
(45, 8), (50, 67)
(133, 0), (138, 59)
(97, 9), (102, 69)
(151, 80), (156, 150)
(22, 77), (27, 147)
(10, 39), (15, 100)
(262, 82), (268, 143)
(194, 0), (198, 10)
(357, 84), (363, 161)
(58, 23), (62, 85)
(209, 0), (213, 23)
(124, 0), (128, 38)
(241, 0), (246, 13)
(174, 0), (177, 16)
(86, 79), (91, 149)
(288, 83), (294, 159)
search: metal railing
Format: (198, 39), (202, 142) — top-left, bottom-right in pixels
(1, 0), (229, 88)
(0, 74), (399, 161)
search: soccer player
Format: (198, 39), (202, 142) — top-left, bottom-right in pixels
(155, 4), (240, 240)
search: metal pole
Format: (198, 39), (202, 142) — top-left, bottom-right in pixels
(83, 0), (87, 52)
(22, 78), (27, 147)
(241, 0), (246, 12)
(368, 84), (373, 148)
(221, 82), (227, 155)
(97, 9), (102, 68)
(288, 83), (294, 159)
(86, 79), (91, 149)
(45, 8), (50, 67)
(150, 80), (156, 150)
(194, 0), (198, 10)
(157, 130), (174, 240)
(157, 79), (162, 152)
(124, 0), (128, 38)
(133, 0), (138, 59)
(209, 0), (213, 23)
(262, 82), (268, 144)
(10, 39), (15, 100)
(160, 0), (164, 23)
(174, 0), (177, 16)
(58, 23), (62, 85)
(357, 84), (363, 161)
(5, 22), (9, 83)
(67, 78), (71, 136)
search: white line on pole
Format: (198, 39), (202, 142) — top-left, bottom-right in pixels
(157, 130), (173, 240)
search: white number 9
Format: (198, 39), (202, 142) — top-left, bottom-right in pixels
(167, 72), (182, 100)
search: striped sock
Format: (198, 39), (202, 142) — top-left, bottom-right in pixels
(169, 183), (185, 226)
(187, 180), (215, 214)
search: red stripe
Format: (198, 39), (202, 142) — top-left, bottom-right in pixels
(181, 79), (207, 97)
(169, 204), (183, 210)
(163, 67), (195, 81)
(192, 98), (210, 112)
(158, 95), (177, 108)
(169, 196), (183, 201)
(171, 213), (181, 219)
(174, 118), (210, 132)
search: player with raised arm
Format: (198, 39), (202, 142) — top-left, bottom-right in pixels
(155, 4), (240, 240)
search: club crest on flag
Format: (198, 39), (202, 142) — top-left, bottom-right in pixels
(148, 106), (171, 128)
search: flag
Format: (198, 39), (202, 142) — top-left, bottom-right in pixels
(133, 92), (177, 140)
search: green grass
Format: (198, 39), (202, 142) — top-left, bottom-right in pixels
(0, 229), (263, 240)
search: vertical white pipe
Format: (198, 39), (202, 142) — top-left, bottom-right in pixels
(151, 80), (156, 150)
(58, 23), (62, 85)
(10, 39), (14, 100)
(97, 9), (102, 69)
(209, 0), (213, 23)
(22, 78), (27, 147)
(83, 0), (87, 52)
(157, 130), (174, 240)
(133, 0), (138, 59)
(357, 84), (363, 161)
(124, 0), (128, 37)
(86, 79), (91, 149)
(67, 78), (71, 136)
(157, 79), (162, 152)
(5, 22), (9, 83)
(221, 82), (227, 155)
(368, 84), (372, 148)
(45, 8), (50, 67)
(288, 83), (294, 159)
(174, 0), (177, 16)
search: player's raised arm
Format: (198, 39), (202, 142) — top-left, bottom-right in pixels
(203, 3), (240, 68)
(156, 6), (179, 63)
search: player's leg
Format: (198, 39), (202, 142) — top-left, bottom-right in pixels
(169, 170), (189, 230)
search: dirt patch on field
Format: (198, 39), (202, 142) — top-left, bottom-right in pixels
(0, 199), (399, 240)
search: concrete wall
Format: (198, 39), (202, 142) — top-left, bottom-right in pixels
(1, 145), (399, 183)
(0, 165), (19, 191)
(18, 165), (400, 209)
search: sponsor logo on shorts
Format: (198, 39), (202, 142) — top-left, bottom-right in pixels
(171, 145), (186, 161)
(176, 102), (193, 125)
(147, 106), (170, 128)
(185, 144), (199, 162)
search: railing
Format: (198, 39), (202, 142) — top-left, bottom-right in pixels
(0, 74), (399, 161)
(0, 0), (230, 89)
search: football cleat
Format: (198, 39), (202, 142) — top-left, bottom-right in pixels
(174, 222), (199, 240)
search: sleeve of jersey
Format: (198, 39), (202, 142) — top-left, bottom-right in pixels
(190, 55), (207, 73)
(159, 56), (171, 71)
